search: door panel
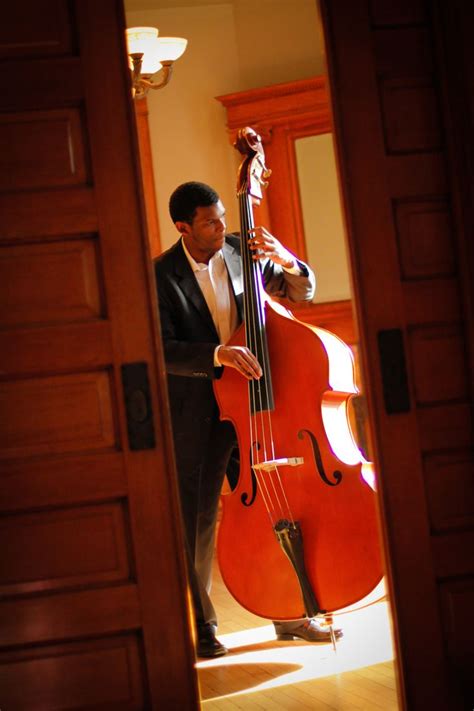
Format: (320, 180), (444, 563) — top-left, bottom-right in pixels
(321, 1), (474, 708)
(0, 1), (199, 708)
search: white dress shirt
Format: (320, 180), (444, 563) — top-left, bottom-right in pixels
(182, 237), (303, 366)
(182, 239), (238, 363)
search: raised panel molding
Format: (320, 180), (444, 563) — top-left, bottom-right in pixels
(403, 278), (461, 325)
(387, 152), (447, 197)
(0, 452), (127, 512)
(0, 188), (98, 239)
(0, 585), (141, 647)
(409, 325), (469, 405)
(439, 579), (474, 686)
(369, 0), (428, 25)
(373, 27), (434, 76)
(0, 370), (117, 458)
(424, 450), (474, 532)
(0, 3), (74, 58)
(0, 237), (104, 327)
(394, 198), (456, 279)
(0, 635), (144, 710)
(0, 322), (113, 375)
(0, 503), (130, 595)
(0, 58), (83, 112)
(0, 109), (88, 191)
(417, 403), (472, 453)
(432, 531), (474, 579)
(379, 78), (442, 153)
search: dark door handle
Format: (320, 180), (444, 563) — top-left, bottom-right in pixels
(377, 329), (411, 414)
(121, 362), (156, 450)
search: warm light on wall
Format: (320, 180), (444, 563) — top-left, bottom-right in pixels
(126, 27), (187, 99)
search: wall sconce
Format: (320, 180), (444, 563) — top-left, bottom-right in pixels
(126, 27), (187, 99)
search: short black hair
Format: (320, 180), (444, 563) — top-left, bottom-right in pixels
(169, 181), (220, 224)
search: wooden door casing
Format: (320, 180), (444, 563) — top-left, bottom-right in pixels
(0, 2), (198, 709)
(134, 97), (162, 259)
(321, 1), (474, 709)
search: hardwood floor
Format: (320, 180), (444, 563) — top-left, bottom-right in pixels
(196, 562), (400, 710)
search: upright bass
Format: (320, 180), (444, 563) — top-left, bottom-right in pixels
(214, 127), (383, 621)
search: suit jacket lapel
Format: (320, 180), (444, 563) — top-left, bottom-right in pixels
(172, 241), (219, 338)
(222, 239), (244, 322)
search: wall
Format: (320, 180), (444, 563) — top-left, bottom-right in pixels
(125, 1), (343, 302)
(126, 4), (242, 245)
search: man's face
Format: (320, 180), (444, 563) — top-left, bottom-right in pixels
(177, 200), (226, 263)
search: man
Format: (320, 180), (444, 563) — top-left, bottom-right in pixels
(154, 181), (340, 658)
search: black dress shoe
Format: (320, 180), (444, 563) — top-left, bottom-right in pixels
(274, 617), (343, 643)
(196, 624), (228, 658)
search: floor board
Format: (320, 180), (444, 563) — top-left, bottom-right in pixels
(196, 561), (400, 709)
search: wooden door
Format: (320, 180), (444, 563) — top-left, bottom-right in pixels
(0, 2), (199, 708)
(321, 1), (474, 709)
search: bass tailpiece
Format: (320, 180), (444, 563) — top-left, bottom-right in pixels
(274, 519), (322, 619)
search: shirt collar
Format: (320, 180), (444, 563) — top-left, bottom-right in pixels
(181, 237), (223, 273)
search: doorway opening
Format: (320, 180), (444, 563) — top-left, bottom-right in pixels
(123, 0), (401, 707)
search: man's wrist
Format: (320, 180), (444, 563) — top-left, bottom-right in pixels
(282, 258), (302, 275)
(214, 345), (223, 366)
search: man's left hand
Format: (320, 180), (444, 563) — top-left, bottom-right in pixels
(248, 227), (297, 269)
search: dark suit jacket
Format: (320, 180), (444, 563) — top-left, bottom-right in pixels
(153, 234), (315, 452)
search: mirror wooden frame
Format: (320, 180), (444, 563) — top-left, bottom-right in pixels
(217, 76), (356, 345)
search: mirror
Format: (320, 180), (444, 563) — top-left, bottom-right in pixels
(295, 133), (352, 304)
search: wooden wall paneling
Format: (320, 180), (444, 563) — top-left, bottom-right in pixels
(0, 108), (88, 191)
(0, 3), (75, 58)
(409, 325), (469, 404)
(0, 636), (145, 710)
(393, 197), (457, 279)
(0, 370), (117, 458)
(0, 585), (141, 647)
(0, 188), (98, 238)
(424, 450), (474, 531)
(369, 0), (428, 25)
(0, 1), (199, 708)
(0, 452), (127, 512)
(417, 402), (472, 452)
(0, 237), (104, 326)
(321, 0), (474, 707)
(0, 502), (130, 595)
(0, 322), (113, 375)
(379, 77), (442, 153)
(432, 3), (474, 694)
(439, 578), (474, 699)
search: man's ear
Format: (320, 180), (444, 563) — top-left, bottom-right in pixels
(175, 220), (190, 236)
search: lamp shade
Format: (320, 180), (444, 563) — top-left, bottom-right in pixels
(126, 27), (163, 75)
(155, 37), (188, 62)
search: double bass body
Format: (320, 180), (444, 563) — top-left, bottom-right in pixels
(214, 126), (383, 621)
(215, 302), (383, 620)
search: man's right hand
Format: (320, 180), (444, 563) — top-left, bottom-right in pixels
(217, 346), (262, 380)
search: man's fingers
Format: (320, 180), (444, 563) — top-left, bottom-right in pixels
(220, 346), (262, 379)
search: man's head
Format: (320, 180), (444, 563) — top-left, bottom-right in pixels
(169, 181), (220, 224)
(169, 181), (227, 263)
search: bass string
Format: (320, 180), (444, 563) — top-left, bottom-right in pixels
(243, 194), (291, 523)
(238, 189), (294, 525)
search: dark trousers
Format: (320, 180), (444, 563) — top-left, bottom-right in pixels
(174, 413), (237, 628)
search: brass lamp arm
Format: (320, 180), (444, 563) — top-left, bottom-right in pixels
(130, 53), (174, 99)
